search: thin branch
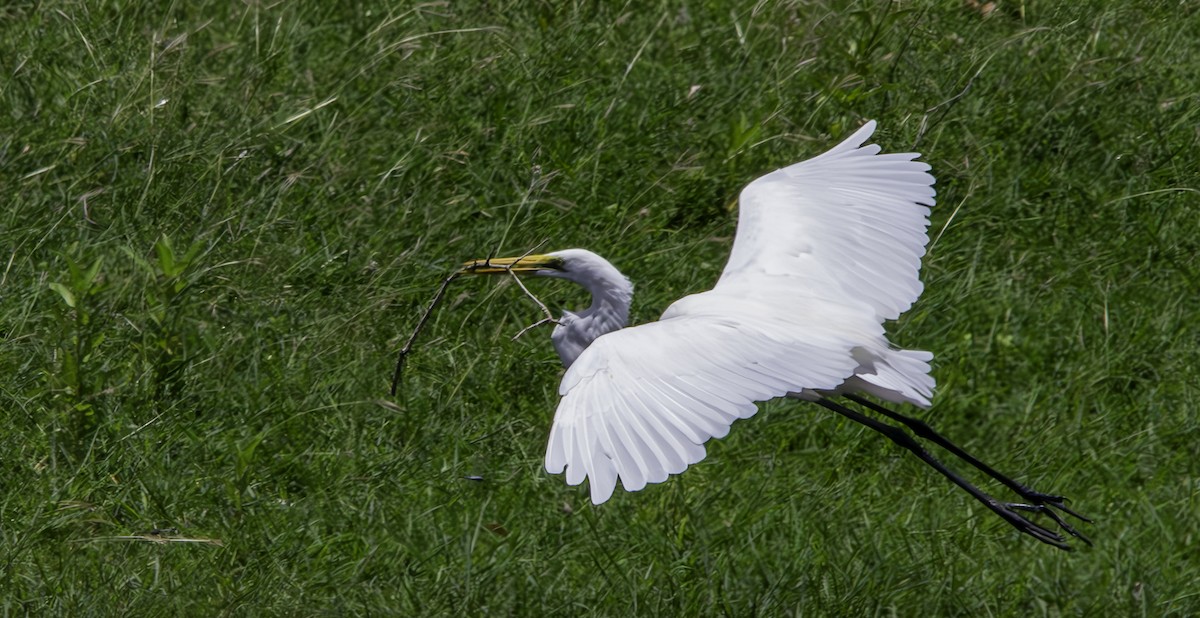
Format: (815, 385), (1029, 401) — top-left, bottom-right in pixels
(511, 316), (556, 341)
(506, 266), (557, 326)
(502, 241), (558, 334)
(390, 272), (460, 396)
(476, 240), (558, 336)
(390, 241), (554, 395)
(508, 239), (548, 266)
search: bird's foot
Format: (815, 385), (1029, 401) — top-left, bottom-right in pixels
(985, 499), (1076, 550)
(1006, 489), (1093, 547)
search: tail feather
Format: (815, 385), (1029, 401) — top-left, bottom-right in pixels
(846, 348), (935, 408)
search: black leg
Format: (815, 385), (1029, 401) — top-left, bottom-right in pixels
(842, 393), (1093, 545)
(814, 397), (1082, 550)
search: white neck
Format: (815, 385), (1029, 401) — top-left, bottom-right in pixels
(543, 250), (634, 368)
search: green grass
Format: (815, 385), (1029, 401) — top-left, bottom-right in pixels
(3, 0), (1199, 614)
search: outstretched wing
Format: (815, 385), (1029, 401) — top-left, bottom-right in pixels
(546, 295), (875, 504)
(721, 120), (936, 320)
(548, 121), (937, 503)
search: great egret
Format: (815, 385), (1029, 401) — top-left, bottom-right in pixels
(459, 121), (1090, 549)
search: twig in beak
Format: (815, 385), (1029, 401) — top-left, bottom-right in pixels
(511, 316), (556, 341)
(505, 267), (558, 332)
(504, 240), (558, 336)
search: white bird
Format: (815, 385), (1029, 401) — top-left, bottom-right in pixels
(459, 121), (1090, 549)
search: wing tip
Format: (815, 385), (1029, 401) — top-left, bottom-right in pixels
(839, 120), (878, 151)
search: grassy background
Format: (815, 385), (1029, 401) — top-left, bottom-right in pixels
(3, 0), (1198, 615)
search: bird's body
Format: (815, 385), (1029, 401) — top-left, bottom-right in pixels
(459, 121), (1090, 549)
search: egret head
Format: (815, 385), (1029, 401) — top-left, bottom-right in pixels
(459, 248), (634, 367)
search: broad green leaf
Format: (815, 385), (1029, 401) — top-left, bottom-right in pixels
(49, 282), (76, 308)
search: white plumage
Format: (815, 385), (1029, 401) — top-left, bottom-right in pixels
(546, 121), (935, 503)
(458, 121), (1090, 550)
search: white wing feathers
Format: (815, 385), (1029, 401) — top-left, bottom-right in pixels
(547, 308), (867, 504)
(721, 120), (936, 321)
(546, 121), (937, 504)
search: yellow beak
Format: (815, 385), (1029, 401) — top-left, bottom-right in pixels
(459, 254), (564, 275)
